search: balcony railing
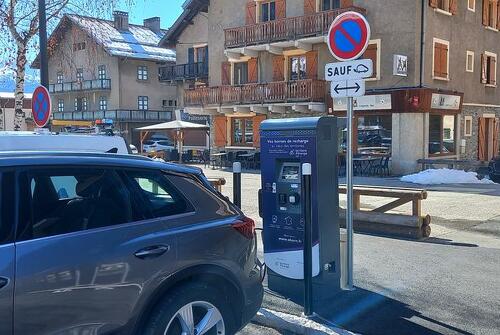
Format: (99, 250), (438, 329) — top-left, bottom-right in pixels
(49, 79), (111, 93)
(53, 109), (174, 122)
(159, 62), (209, 81)
(185, 79), (327, 106)
(225, 7), (366, 49)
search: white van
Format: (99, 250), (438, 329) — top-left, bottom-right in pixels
(0, 131), (130, 154)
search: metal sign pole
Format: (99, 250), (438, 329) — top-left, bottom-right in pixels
(346, 97), (354, 290)
(302, 163), (313, 317)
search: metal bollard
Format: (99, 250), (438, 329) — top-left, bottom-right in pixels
(302, 163), (313, 317)
(233, 162), (242, 208)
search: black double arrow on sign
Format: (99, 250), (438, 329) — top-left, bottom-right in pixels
(333, 82), (362, 95)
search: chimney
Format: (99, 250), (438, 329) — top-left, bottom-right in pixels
(113, 11), (129, 30)
(144, 17), (161, 33)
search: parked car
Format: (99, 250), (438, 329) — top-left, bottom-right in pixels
(143, 139), (176, 153)
(489, 157), (500, 183)
(0, 152), (263, 335)
(0, 131), (130, 154)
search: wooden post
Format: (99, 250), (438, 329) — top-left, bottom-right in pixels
(412, 199), (422, 217)
(354, 193), (361, 210)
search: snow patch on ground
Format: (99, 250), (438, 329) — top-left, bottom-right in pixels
(401, 169), (494, 185)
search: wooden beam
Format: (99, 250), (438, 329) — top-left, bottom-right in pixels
(373, 197), (413, 213)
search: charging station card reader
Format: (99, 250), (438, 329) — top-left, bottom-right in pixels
(259, 117), (342, 305)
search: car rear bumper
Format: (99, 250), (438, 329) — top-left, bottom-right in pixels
(241, 281), (264, 328)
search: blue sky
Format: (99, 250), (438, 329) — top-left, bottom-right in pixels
(118, 0), (185, 28)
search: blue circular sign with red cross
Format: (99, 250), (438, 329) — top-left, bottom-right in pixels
(32, 86), (52, 128)
(327, 11), (371, 62)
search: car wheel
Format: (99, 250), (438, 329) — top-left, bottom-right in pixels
(143, 282), (237, 335)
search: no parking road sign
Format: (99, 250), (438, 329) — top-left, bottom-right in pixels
(32, 86), (52, 128)
(327, 11), (371, 62)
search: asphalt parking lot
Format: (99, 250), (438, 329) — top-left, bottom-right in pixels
(203, 167), (500, 335)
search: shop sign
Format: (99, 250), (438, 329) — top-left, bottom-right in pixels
(393, 55), (408, 77)
(333, 94), (392, 111)
(431, 94), (461, 110)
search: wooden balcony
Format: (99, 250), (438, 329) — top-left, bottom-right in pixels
(184, 79), (327, 106)
(225, 7), (366, 49)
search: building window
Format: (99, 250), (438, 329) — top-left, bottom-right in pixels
(290, 56), (307, 80)
(437, 0), (451, 12)
(99, 96), (107, 111)
(232, 118), (254, 146)
(57, 99), (64, 112)
(261, 1), (276, 22)
(76, 68), (84, 82)
(482, 52), (497, 86)
(74, 97), (87, 112)
(429, 114), (456, 156)
(483, 0), (499, 29)
(322, 0), (341, 10)
(468, 0), (475, 11)
(138, 96), (149, 110)
(57, 72), (64, 84)
(433, 39), (449, 80)
(137, 66), (148, 81)
(363, 40), (380, 80)
(73, 42), (86, 51)
(98, 65), (107, 80)
(464, 116), (473, 137)
(233, 62), (249, 85)
(466, 51), (475, 72)
(355, 116), (393, 153)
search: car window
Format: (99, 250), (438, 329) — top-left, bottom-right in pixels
(0, 172), (15, 245)
(157, 141), (173, 146)
(144, 141), (155, 145)
(18, 168), (133, 241)
(123, 170), (191, 219)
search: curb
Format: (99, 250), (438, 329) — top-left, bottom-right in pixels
(253, 308), (356, 335)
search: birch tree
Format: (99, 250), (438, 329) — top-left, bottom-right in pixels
(0, 0), (130, 130)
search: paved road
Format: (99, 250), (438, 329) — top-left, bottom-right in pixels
(202, 167), (500, 335)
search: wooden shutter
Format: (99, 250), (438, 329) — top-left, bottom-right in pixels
(440, 44), (448, 77)
(363, 43), (377, 78)
(478, 117), (487, 161)
(246, 1), (256, 25)
(272, 55), (285, 81)
(340, 0), (353, 8)
(493, 118), (500, 158)
(306, 51), (318, 79)
(221, 62), (231, 85)
(433, 44), (441, 77)
(497, 1), (500, 29)
(213, 115), (227, 147)
(450, 0), (458, 14)
(483, 0), (489, 25)
(491, 56), (497, 86)
(434, 43), (448, 78)
(481, 54), (488, 83)
(429, 0), (438, 8)
(276, 0), (286, 19)
(253, 114), (267, 147)
(248, 58), (259, 83)
(304, 0), (316, 14)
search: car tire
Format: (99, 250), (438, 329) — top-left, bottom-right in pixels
(142, 282), (238, 335)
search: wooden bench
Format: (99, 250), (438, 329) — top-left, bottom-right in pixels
(339, 185), (431, 239)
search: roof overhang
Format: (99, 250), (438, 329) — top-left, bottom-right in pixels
(160, 0), (209, 46)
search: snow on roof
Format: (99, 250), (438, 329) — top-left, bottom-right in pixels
(0, 92), (33, 99)
(67, 15), (176, 63)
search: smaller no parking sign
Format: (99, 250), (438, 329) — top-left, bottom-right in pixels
(32, 86), (52, 128)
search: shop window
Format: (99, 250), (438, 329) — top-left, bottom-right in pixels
(231, 118), (254, 146)
(483, 0), (498, 29)
(290, 56), (307, 80)
(464, 116), (473, 137)
(429, 114), (456, 156)
(261, 2), (276, 22)
(481, 52), (497, 86)
(323, 0), (341, 10)
(99, 96), (107, 111)
(356, 115), (393, 153)
(137, 66), (149, 81)
(433, 39), (449, 80)
(233, 62), (248, 85)
(466, 51), (475, 73)
(138, 96), (149, 110)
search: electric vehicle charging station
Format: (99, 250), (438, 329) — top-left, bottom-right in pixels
(259, 117), (342, 308)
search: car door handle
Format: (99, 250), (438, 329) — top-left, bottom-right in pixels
(0, 277), (8, 290)
(134, 245), (170, 260)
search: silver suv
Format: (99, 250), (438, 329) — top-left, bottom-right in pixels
(0, 152), (263, 335)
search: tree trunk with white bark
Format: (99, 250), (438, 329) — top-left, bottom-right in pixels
(14, 43), (27, 131)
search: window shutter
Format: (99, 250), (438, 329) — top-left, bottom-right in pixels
(273, 56), (285, 81)
(340, 0), (353, 8)
(246, 1), (256, 25)
(493, 118), (500, 157)
(304, 0), (316, 15)
(248, 58), (259, 83)
(306, 51), (318, 79)
(441, 44), (448, 77)
(363, 44), (378, 78)
(449, 0), (458, 14)
(498, 1), (500, 30)
(434, 44), (442, 77)
(481, 54), (488, 84)
(221, 62), (231, 85)
(478, 118), (486, 161)
(491, 56), (497, 86)
(213, 116), (227, 147)
(276, 0), (286, 19)
(483, 0), (489, 25)
(429, 0), (438, 8)
(253, 114), (267, 147)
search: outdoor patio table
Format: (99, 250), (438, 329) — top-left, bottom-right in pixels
(210, 152), (228, 169)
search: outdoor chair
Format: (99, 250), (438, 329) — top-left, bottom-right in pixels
(379, 156), (391, 176)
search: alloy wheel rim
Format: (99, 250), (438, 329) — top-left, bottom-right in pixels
(164, 301), (225, 335)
